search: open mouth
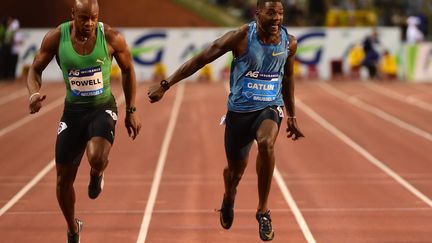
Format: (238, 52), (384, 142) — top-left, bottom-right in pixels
(270, 25), (279, 32)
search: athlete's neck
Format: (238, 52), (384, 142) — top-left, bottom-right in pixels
(72, 22), (95, 43)
(256, 22), (280, 45)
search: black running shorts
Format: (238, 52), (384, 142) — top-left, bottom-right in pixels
(55, 107), (117, 165)
(224, 106), (283, 161)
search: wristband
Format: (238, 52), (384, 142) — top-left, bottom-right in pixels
(29, 92), (40, 102)
(126, 106), (136, 114)
(287, 116), (296, 119)
(160, 79), (170, 91)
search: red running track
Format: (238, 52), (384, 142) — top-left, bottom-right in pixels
(0, 80), (431, 243)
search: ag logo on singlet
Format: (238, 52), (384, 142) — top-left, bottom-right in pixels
(69, 70), (80, 76)
(246, 71), (260, 78)
(242, 71), (279, 102)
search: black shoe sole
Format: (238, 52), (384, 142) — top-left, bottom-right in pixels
(67, 218), (83, 243)
(219, 201), (234, 230)
(88, 173), (104, 199)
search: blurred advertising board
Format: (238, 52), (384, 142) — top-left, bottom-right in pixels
(17, 26), (401, 81)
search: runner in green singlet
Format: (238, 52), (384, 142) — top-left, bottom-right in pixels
(26, 0), (141, 242)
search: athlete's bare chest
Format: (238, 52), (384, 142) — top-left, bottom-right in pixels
(71, 36), (97, 55)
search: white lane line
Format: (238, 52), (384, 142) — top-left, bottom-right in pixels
(320, 83), (432, 142)
(0, 88), (27, 106)
(273, 169), (317, 243)
(297, 99), (432, 207)
(0, 96), (64, 138)
(0, 92), (128, 216)
(136, 83), (185, 243)
(363, 82), (432, 112)
(7, 207), (431, 215)
(0, 160), (55, 216)
(223, 82), (317, 243)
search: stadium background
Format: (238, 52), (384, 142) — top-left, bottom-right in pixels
(2, 0), (432, 83)
(0, 1), (431, 243)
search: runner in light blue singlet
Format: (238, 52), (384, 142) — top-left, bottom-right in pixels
(147, 1), (304, 241)
(228, 21), (289, 112)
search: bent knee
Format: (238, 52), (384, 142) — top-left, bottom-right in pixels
(257, 138), (275, 154)
(88, 153), (108, 167)
(56, 176), (74, 191)
(224, 165), (245, 181)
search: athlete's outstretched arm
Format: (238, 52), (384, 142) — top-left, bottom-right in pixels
(147, 24), (249, 103)
(106, 27), (141, 139)
(27, 27), (60, 114)
(282, 34), (304, 140)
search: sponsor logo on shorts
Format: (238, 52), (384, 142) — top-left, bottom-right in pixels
(57, 122), (67, 134)
(219, 114), (226, 125)
(277, 106), (284, 117)
(105, 110), (118, 121)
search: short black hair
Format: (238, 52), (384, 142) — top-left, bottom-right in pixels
(257, 0), (282, 8)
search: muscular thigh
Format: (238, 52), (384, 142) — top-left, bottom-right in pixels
(224, 106), (283, 161)
(225, 107), (277, 161)
(252, 106), (283, 141)
(55, 114), (87, 165)
(87, 109), (117, 144)
(55, 108), (117, 165)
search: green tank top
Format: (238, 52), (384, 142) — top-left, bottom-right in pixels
(59, 21), (115, 108)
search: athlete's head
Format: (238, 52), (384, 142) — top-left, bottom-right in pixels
(256, 0), (283, 35)
(71, 0), (99, 38)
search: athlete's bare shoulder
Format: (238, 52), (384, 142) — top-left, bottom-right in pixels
(225, 24), (249, 56)
(40, 25), (62, 54)
(239, 24), (250, 34)
(232, 24), (249, 40)
(102, 23), (118, 42)
(47, 25), (62, 41)
(102, 23), (127, 53)
(288, 34), (297, 43)
(287, 34), (298, 56)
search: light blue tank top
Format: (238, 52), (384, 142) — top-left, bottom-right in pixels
(227, 21), (289, 112)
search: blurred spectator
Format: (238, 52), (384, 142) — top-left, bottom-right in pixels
(357, 0), (373, 9)
(152, 62), (167, 82)
(2, 17), (20, 80)
(198, 64), (214, 82)
(293, 59), (303, 81)
(211, 0), (229, 6)
(361, 29), (380, 79)
(347, 42), (365, 79)
(379, 49), (397, 81)
(2, 17), (13, 80)
(0, 17), (6, 80)
(8, 18), (22, 80)
(330, 59), (343, 80)
(284, 1), (305, 26)
(242, 2), (256, 21)
(208, 0), (422, 30)
(110, 64), (121, 83)
(406, 16), (424, 43)
(339, 0), (357, 11)
(416, 12), (428, 38)
(308, 0), (328, 26)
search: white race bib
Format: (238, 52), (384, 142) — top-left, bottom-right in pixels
(68, 66), (104, 97)
(242, 71), (279, 102)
